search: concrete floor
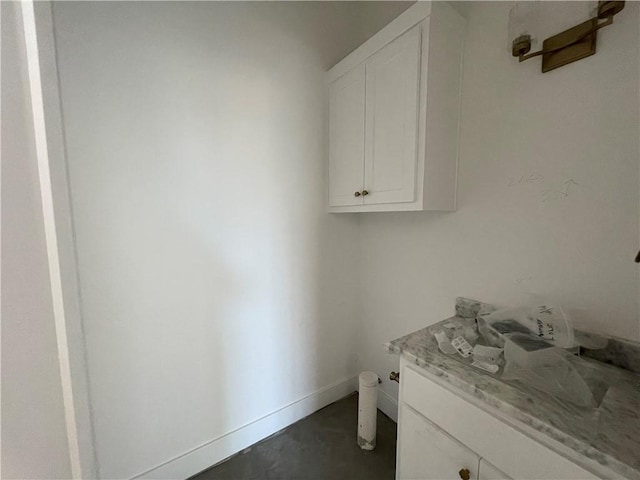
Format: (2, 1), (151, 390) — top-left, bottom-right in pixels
(190, 393), (397, 480)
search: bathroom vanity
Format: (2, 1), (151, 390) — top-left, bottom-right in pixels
(388, 302), (640, 480)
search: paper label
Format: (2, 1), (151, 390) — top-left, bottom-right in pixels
(471, 360), (500, 374)
(451, 336), (473, 358)
(472, 344), (503, 363)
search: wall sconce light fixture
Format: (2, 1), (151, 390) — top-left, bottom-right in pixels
(510, 1), (625, 73)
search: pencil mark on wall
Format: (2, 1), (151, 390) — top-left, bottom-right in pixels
(564, 179), (579, 193)
(541, 189), (567, 202)
(507, 173), (544, 187)
(507, 173), (580, 204)
(542, 179), (579, 202)
(516, 275), (534, 284)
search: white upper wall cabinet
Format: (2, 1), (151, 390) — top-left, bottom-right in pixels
(327, 2), (466, 212)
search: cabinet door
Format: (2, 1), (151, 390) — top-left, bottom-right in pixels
(328, 64), (365, 207)
(398, 405), (480, 480)
(478, 459), (512, 480)
(364, 25), (421, 205)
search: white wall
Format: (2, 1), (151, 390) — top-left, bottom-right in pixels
(0, 2), (72, 478)
(358, 1), (640, 410)
(50, 2), (409, 478)
(38, 1), (639, 475)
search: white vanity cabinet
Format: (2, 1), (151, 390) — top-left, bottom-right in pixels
(396, 357), (604, 480)
(327, 2), (466, 213)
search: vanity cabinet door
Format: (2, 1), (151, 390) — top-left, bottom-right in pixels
(328, 64), (366, 207)
(398, 405), (480, 480)
(478, 459), (512, 480)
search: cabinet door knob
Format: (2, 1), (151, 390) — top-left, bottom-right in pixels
(389, 371), (400, 383)
(362, 190), (369, 196)
(354, 191), (362, 197)
(458, 468), (470, 480)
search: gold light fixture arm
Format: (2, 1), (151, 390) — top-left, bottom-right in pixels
(511, 1), (625, 72)
(517, 14), (614, 63)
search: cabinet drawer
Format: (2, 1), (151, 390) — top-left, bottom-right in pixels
(398, 405), (479, 480)
(401, 364), (599, 480)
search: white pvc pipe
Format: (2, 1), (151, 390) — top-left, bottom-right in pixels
(357, 371), (378, 450)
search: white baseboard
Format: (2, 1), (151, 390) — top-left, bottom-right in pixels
(130, 375), (359, 480)
(377, 388), (398, 423)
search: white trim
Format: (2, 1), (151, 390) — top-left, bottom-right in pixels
(130, 376), (359, 480)
(330, 202), (425, 214)
(377, 388), (399, 423)
(21, 2), (98, 477)
(326, 2), (431, 84)
(21, 2), (81, 476)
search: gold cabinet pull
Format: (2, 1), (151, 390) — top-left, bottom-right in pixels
(389, 371), (400, 383)
(354, 191), (362, 197)
(362, 190), (369, 196)
(458, 468), (470, 480)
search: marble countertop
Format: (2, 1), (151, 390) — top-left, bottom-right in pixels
(387, 314), (640, 479)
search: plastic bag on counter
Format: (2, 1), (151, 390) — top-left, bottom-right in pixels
(441, 318), (479, 345)
(430, 319), (504, 374)
(477, 316), (506, 348)
(499, 331), (611, 409)
(503, 334), (562, 368)
(479, 304), (574, 348)
(430, 318), (480, 354)
(573, 330), (609, 350)
(502, 351), (610, 409)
